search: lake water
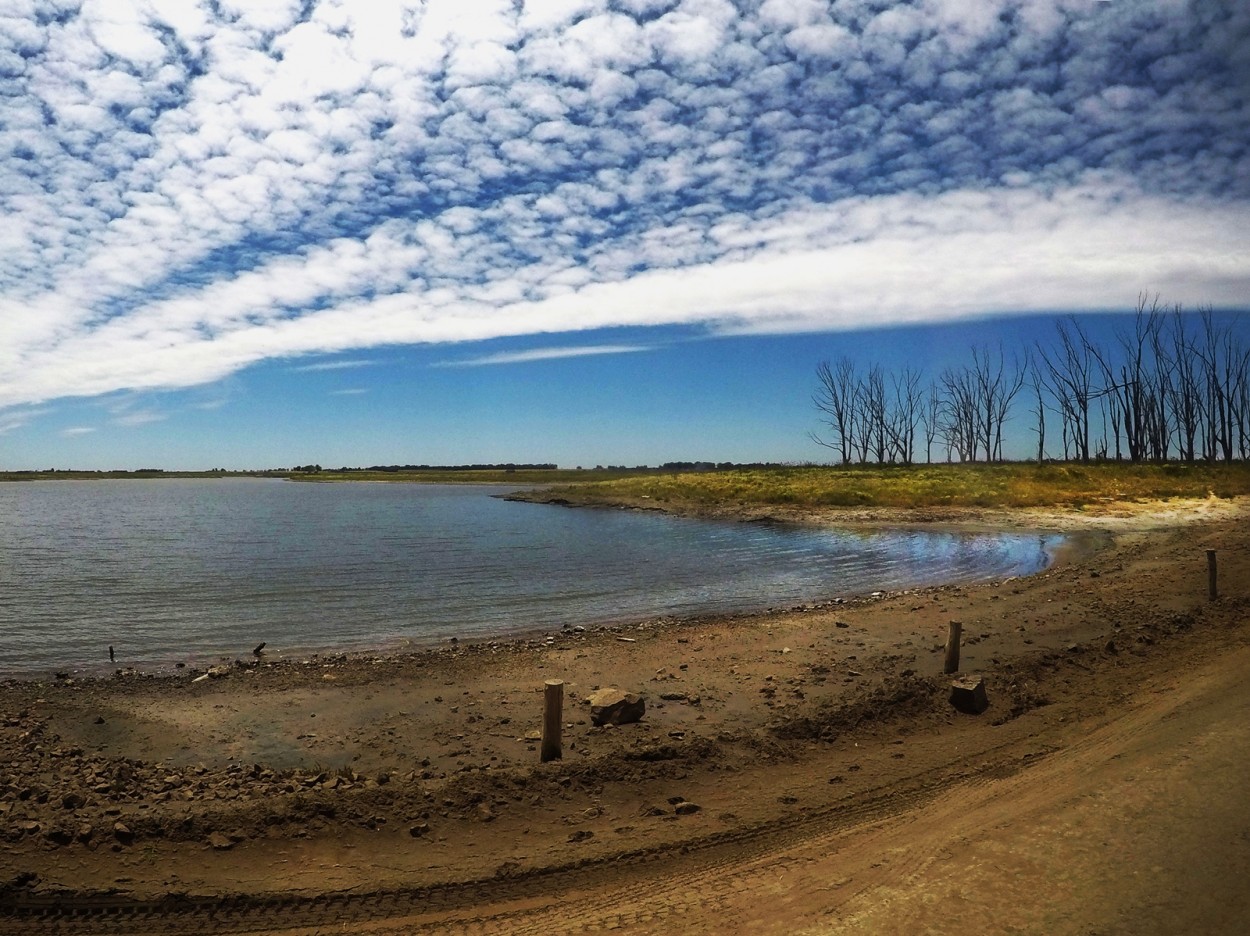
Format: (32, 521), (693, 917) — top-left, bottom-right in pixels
(0, 479), (1059, 675)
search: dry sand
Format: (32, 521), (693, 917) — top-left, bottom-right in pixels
(1, 496), (1247, 934)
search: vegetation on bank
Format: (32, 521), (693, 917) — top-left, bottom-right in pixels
(0, 467), (667, 485)
(0, 469), (270, 482)
(518, 462), (1250, 510)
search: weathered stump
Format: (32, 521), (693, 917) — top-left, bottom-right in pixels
(541, 679), (563, 762)
(949, 675), (989, 714)
(943, 621), (963, 675)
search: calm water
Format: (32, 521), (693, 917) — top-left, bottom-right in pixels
(0, 479), (1059, 675)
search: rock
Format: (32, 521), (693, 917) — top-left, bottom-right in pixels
(567, 829), (594, 842)
(674, 802), (702, 815)
(207, 832), (234, 851)
(586, 688), (646, 727)
(61, 792), (85, 810)
(112, 821), (134, 844)
(409, 822), (430, 837)
(949, 676), (990, 715)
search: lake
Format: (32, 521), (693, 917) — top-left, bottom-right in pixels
(0, 479), (1059, 675)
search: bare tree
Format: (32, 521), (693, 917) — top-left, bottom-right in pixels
(810, 300), (1245, 465)
(1036, 318), (1096, 462)
(1167, 309), (1202, 462)
(1090, 293), (1167, 461)
(920, 382), (942, 464)
(811, 358), (858, 464)
(1026, 353), (1047, 463)
(860, 365), (888, 463)
(938, 365), (980, 463)
(971, 344), (1025, 462)
(888, 366), (924, 464)
(1196, 307), (1250, 461)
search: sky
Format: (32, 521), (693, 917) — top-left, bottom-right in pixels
(1, 0), (1248, 470)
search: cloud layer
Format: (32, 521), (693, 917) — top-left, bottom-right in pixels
(2, 0), (1248, 408)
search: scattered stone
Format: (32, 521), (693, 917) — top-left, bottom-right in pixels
(568, 829), (594, 842)
(949, 676), (990, 715)
(674, 802), (702, 815)
(1105, 639), (1118, 654)
(586, 688), (646, 726)
(835, 621), (850, 629)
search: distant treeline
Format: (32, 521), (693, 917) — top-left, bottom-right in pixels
(293, 462), (797, 473)
(291, 463), (559, 473)
(814, 298), (1249, 465)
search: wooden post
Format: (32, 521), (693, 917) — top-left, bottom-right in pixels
(944, 621), (962, 675)
(541, 679), (563, 762)
(1207, 549), (1218, 601)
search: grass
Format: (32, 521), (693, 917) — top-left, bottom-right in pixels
(523, 462), (1250, 511)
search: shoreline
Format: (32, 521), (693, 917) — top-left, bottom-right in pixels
(7, 495), (1235, 683)
(1, 497), (1247, 933)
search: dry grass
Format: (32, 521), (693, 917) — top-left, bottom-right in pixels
(530, 462), (1250, 510)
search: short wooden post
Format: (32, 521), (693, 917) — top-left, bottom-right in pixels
(1207, 549), (1218, 601)
(541, 679), (563, 762)
(944, 621), (962, 675)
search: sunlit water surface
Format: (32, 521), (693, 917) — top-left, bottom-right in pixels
(0, 479), (1060, 674)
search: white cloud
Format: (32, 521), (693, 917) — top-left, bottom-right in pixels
(1, 0), (1246, 418)
(436, 344), (652, 366)
(291, 358), (379, 372)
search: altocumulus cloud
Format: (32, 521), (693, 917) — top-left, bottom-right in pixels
(1, 0), (1248, 408)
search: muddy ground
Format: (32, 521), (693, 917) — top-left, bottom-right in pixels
(0, 496), (1247, 934)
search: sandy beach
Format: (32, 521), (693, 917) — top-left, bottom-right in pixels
(1, 496), (1247, 934)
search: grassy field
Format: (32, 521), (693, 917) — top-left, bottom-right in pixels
(519, 462), (1250, 510)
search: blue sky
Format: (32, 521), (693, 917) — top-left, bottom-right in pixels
(1, 0), (1248, 470)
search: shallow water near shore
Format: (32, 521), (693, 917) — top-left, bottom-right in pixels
(0, 479), (1061, 674)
